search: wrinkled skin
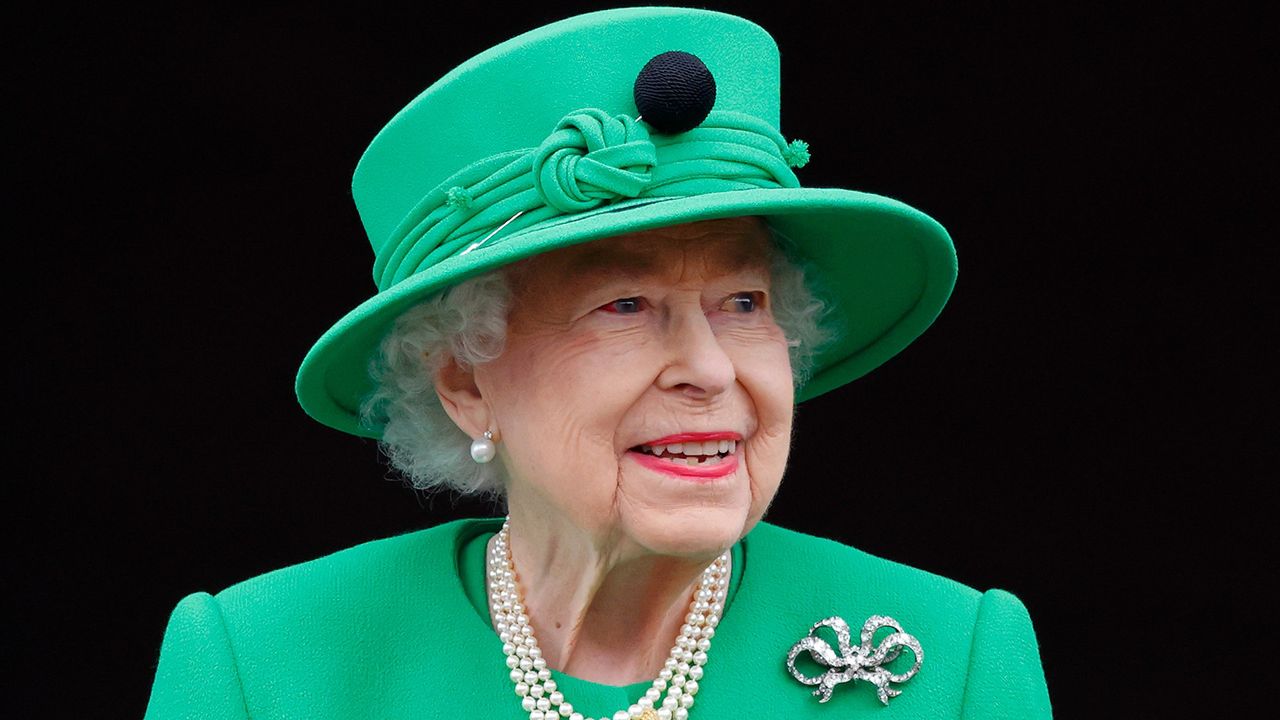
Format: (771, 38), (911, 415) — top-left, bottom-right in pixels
(434, 216), (795, 683)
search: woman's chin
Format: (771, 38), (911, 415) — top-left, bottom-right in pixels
(622, 506), (749, 559)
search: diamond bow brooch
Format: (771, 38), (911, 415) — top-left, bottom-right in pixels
(785, 615), (924, 705)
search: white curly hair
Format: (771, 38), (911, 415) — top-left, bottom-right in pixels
(359, 220), (833, 501)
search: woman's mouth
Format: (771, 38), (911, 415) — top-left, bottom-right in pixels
(632, 439), (738, 466)
(626, 433), (741, 479)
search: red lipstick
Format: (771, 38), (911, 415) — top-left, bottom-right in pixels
(628, 431), (742, 481)
(629, 451), (739, 480)
(638, 431), (742, 446)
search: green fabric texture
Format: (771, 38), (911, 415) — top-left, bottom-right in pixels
(144, 518), (1051, 718)
(294, 6), (959, 438)
(371, 109), (807, 291)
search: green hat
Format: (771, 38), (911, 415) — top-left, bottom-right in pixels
(296, 6), (957, 438)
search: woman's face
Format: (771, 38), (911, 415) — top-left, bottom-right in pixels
(466, 217), (793, 558)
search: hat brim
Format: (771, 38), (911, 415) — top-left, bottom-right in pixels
(296, 186), (956, 438)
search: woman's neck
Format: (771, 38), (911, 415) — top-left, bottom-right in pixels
(490, 515), (727, 685)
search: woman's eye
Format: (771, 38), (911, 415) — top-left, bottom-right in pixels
(721, 291), (765, 313)
(599, 297), (644, 314)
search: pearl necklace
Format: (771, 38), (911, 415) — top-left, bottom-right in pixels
(486, 519), (730, 720)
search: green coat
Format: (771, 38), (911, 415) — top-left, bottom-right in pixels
(144, 518), (1051, 718)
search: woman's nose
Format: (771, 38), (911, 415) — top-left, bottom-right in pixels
(656, 306), (736, 399)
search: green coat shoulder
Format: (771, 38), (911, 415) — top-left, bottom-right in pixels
(145, 519), (1051, 719)
(145, 520), (479, 720)
(722, 522), (1051, 718)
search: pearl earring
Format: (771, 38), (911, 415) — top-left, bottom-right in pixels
(470, 430), (496, 464)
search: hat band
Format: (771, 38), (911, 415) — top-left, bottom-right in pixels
(372, 109), (810, 292)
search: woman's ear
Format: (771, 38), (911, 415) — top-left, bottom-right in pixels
(433, 354), (493, 439)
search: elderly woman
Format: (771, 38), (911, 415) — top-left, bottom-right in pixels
(145, 7), (1050, 720)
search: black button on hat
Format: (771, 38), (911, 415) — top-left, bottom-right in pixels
(633, 50), (717, 134)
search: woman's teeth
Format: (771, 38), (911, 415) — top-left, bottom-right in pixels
(636, 440), (738, 465)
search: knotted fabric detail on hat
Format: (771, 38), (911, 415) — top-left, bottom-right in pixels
(532, 109), (657, 213)
(374, 110), (807, 291)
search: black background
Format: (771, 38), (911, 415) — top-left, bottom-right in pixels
(13, 2), (1272, 717)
